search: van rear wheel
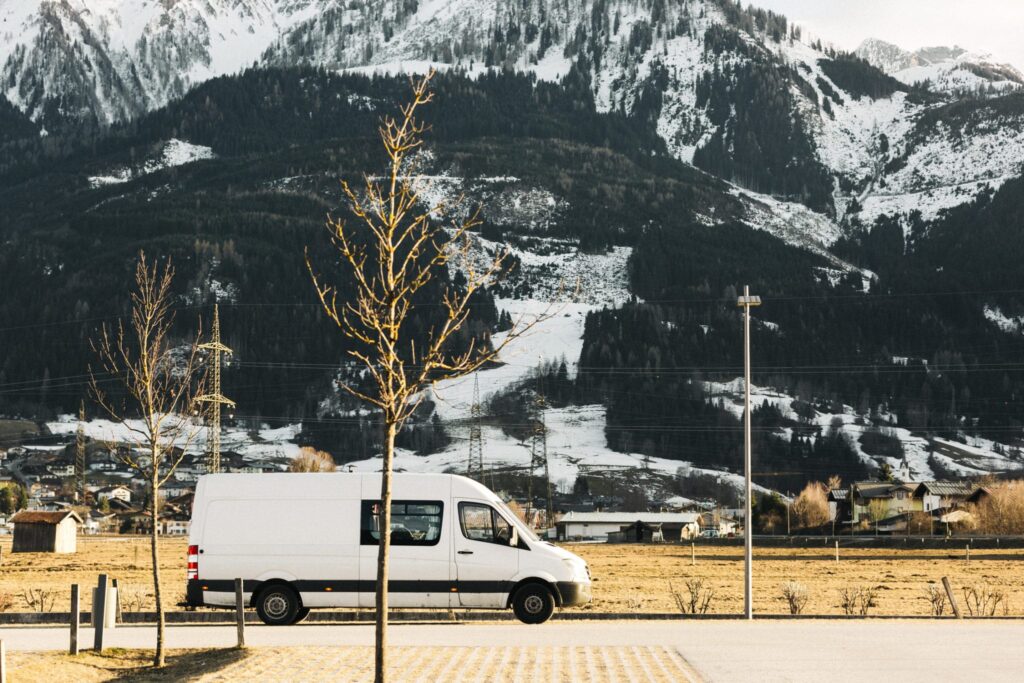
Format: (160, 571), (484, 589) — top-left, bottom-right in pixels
(512, 584), (555, 624)
(255, 585), (300, 626)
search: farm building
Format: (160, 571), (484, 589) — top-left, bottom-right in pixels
(11, 510), (82, 553)
(555, 511), (701, 542)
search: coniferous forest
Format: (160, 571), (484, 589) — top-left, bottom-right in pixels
(2, 59), (1024, 480)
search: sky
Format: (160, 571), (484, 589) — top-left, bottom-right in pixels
(748, 0), (1024, 69)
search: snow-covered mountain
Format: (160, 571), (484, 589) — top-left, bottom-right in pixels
(8, 0), (1024, 239)
(0, 0), (326, 126)
(856, 38), (1024, 94)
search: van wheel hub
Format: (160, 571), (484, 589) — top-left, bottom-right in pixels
(524, 595), (544, 614)
(266, 594), (288, 618)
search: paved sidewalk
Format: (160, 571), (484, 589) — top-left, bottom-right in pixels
(192, 645), (700, 682)
(2, 620), (1022, 681)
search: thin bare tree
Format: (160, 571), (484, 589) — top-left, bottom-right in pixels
(89, 252), (208, 668)
(306, 71), (549, 682)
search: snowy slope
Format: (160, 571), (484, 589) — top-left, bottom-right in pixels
(856, 38), (1024, 95)
(88, 139), (215, 188)
(704, 378), (1023, 479)
(343, 298), (772, 497)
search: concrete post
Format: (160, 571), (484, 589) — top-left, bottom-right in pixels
(93, 574), (107, 652)
(235, 578), (245, 648)
(70, 584), (80, 655)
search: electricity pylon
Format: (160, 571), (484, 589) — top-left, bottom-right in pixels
(526, 392), (552, 530)
(75, 400), (87, 501)
(197, 304), (235, 474)
(467, 373), (484, 479)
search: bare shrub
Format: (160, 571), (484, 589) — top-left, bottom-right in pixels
(971, 480), (1024, 534)
(838, 586), (878, 616)
(780, 581), (810, 615)
(0, 591), (14, 612)
(670, 579), (715, 615)
(791, 482), (829, 529)
(962, 585), (1007, 617)
(289, 447), (337, 473)
(119, 585), (152, 612)
(625, 592), (645, 610)
(925, 585), (946, 616)
(21, 588), (57, 612)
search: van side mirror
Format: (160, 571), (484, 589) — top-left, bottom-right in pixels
(510, 527), (519, 548)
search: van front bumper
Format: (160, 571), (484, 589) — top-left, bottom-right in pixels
(555, 581), (592, 607)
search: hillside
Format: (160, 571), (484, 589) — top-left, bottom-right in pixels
(3, 1), (1024, 497)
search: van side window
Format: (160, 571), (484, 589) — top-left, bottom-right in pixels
(459, 502), (513, 545)
(360, 500), (443, 546)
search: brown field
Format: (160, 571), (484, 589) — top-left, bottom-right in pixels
(1, 536), (1022, 616)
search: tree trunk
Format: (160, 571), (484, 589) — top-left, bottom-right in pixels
(151, 464), (165, 668)
(374, 421), (396, 683)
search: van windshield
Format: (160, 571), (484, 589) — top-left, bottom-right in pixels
(493, 498), (539, 542)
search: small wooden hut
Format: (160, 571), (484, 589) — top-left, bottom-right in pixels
(11, 510), (82, 553)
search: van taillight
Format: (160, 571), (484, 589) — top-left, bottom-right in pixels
(187, 544), (199, 580)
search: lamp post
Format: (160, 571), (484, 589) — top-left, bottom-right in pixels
(737, 285), (761, 620)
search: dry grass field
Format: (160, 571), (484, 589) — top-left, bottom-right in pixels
(1, 536), (1021, 616)
(571, 542), (1024, 616)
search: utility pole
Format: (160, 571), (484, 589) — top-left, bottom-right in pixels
(197, 304), (235, 474)
(467, 373), (484, 480)
(75, 401), (87, 502)
(736, 285), (761, 620)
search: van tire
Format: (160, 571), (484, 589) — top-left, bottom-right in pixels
(255, 585), (300, 626)
(511, 584), (555, 624)
(292, 607), (311, 625)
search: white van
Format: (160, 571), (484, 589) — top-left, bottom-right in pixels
(185, 472), (591, 625)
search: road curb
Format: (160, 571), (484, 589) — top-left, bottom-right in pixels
(2, 611), (1022, 625)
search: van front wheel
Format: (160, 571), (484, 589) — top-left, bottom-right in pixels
(255, 585), (300, 626)
(511, 584), (555, 624)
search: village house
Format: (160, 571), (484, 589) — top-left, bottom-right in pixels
(849, 481), (920, 522)
(555, 511), (701, 542)
(96, 485), (132, 504)
(912, 481), (976, 512)
(11, 510), (82, 553)
(161, 482), (194, 499)
(49, 462), (76, 477)
(161, 518), (191, 535)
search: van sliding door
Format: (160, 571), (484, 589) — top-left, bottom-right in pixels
(357, 499), (452, 609)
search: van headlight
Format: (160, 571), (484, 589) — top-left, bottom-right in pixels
(563, 558), (589, 581)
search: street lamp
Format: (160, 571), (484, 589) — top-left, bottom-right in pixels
(736, 285), (761, 620)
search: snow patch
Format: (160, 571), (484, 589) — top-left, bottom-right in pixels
(89, 139), (215, 188)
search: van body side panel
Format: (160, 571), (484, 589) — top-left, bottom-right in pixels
(196, 493), (360, 608)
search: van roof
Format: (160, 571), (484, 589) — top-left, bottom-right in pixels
(195, 471), (495, 501)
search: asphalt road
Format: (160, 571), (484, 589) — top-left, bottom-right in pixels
(2, 620), (1022, 682)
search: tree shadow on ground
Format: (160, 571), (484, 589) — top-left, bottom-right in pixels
(114, 648), (249, 681)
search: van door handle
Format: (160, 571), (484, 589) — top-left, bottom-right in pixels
(457, 550), (473, 555)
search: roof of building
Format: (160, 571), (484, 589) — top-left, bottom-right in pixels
(913, 481), (976, 498)
(853, 482), (914, 498)
(11, 510), (83, 525)
(557, 511), (701, 525)
(828, 488), (849, 501)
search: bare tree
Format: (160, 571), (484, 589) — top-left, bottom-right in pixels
(306, 71), (548, 682)
(89, 252), (207, 668)
(289, 447), (338, 472)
